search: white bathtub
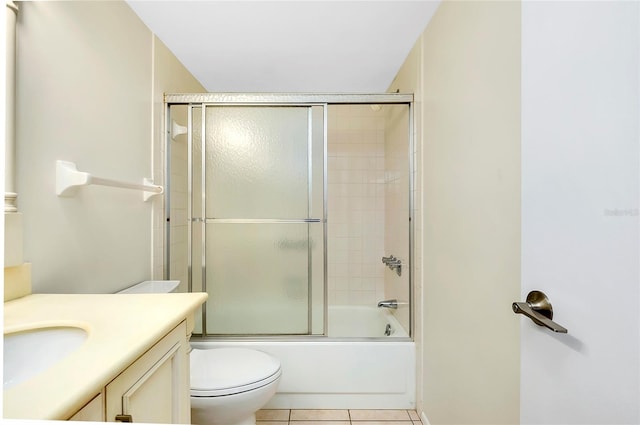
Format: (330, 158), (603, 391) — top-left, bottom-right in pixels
(190, 306), (416, 409)
(327, 305), (408, 338)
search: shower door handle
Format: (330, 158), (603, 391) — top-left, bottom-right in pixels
(512, 291), (568, 333)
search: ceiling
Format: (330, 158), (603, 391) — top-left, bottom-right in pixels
(127, 1), (440, 93)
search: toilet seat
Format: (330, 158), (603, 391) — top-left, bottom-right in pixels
(190, 348), (282, 397)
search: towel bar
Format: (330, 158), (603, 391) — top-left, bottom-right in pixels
(56, 160), (163, 201)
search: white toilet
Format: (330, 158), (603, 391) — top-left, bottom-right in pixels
(190, 347), (282, 425)
(116, 281), (281, 425)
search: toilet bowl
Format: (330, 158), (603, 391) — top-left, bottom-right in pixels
(190, 347), (281, 425)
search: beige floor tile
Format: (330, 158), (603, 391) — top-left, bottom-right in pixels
(349, 409), (411, 421)
(290, 409), (350, 421)
(413, 422), (423, 425)
(353, 422), (413, 425)
(256, 422), (288, 425)
(290, 422), (351, 425)
(408, 410), (420, 421)
(257, 409), (290, 421)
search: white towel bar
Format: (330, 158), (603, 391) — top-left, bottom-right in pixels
(56, 160), (163, 201)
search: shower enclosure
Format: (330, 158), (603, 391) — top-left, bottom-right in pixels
(165, 93), (413, 340)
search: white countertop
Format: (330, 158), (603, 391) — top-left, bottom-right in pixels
(3, 292), (207, 420)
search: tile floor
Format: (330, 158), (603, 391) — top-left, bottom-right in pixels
(257, 409), (423, 425)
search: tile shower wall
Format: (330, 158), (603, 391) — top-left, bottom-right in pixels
(383, 104), (411, 334)
(327, 105), (386, 306)
(168, 109), (190, 293)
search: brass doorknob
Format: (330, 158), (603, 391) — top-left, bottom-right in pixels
(513, 290), (567, 333)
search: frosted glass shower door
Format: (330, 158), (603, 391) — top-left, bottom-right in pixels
(196, 106), (325, 335)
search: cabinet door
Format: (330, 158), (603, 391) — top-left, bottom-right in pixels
(69, 393), (104, 421)
(106, 322), (189, 424)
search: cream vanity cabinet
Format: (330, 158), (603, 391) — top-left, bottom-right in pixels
(69, 394), (104, 421)
(69, 321), (191, 423)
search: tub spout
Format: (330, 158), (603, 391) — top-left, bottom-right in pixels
(377, 299), (398, 309)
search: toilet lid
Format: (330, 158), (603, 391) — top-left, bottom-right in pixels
(190, 348), (281, 397)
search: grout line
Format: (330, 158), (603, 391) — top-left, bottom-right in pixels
(260, 409), (425, 424)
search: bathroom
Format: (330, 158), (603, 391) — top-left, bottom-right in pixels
(4, 1), (639, 425)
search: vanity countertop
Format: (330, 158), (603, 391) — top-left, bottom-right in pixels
(3, 292), (207, 420)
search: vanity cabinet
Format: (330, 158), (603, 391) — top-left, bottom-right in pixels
(4, 293), (206, 421)
(69, 393), (104, 421)
(105, 321), (190, 423)
(67, 321), (190, 423)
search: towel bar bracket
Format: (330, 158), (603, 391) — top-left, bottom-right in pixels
(56, 160), (163, 202)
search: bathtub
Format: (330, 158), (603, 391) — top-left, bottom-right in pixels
(190, 305), (416, 409)
(327, 305), (408, 338)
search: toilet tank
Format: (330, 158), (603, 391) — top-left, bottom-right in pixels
(117, 280), (180, 294)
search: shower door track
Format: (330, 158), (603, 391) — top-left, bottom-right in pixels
(165, 93), (413, 105)
(164, 93), (415, 339)
(199, 219), (322, 223)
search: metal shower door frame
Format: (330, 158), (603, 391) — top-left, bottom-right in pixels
(164, 93), (414, 339)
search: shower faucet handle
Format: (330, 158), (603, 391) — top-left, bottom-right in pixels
(382, 255), (397, 264)
(382, 255), (402, 276)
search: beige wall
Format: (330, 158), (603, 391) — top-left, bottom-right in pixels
(391, 1), (521, 423)
(13, 1), (203, 294)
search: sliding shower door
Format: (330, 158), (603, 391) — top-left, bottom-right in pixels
(190, 105), (325, 336)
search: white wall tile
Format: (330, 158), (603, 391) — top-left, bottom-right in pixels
(327, 105), (388, 307)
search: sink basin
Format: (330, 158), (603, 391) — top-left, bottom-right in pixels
(4, 326), (88, 389)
